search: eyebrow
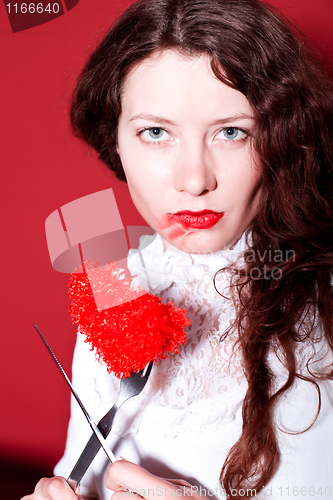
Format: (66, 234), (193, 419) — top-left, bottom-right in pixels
(129, 113), (255, 126)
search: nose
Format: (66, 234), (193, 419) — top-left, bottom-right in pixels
(173, 140), (217, 196)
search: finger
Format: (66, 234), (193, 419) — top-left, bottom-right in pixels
(106, 460), (194, 499)
(161, 479), (192, 488)
(112, 491), (144, 500)
(106, 459), (161, 494)
(34, 476), (77, 499)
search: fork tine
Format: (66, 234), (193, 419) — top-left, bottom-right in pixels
(99, 361), (153, 433)
(142, 360), (153, 379)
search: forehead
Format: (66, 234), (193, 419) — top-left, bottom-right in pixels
(120, 50), (254, 122)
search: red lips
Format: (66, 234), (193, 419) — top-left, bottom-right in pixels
(170, 210), (224, 229)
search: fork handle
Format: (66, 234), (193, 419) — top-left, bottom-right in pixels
(67, 403), (119, 491)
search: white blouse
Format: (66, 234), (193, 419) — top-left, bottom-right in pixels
(55, 234), (333, 500)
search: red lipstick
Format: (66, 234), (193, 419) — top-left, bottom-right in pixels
(170, 210), (224, 229)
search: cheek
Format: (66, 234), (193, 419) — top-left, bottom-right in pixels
(125, 175), (147, 207)
(124, 168), (162, 223)
(235, 154), (262, 200)
(118, 149), (147, 196)
(119, 140), (150, 179)
(122, 154), (170, 200)
(242, 168), (262, 213)
(221, 167), (260, 206)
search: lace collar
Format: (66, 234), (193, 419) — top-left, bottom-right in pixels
(127, 232), (248, 294)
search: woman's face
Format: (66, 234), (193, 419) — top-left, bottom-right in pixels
(117, 50), (261, 253)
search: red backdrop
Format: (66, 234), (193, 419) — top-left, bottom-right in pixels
(1, 0), (333, 471)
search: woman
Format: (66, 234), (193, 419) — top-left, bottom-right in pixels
(23, 0), (333, 499)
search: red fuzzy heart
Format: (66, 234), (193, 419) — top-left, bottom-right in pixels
(68, 261), (190, 378)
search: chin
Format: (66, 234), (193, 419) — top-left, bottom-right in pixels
(163, 231), (232, 254)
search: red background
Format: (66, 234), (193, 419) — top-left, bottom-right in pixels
(1, 0), (333, 481)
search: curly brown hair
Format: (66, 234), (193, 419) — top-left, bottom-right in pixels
(70, 0), (333, 497)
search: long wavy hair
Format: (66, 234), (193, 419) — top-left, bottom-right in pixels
(70, 0), (333, 497)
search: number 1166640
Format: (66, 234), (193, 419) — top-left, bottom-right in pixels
(6, 3), (60, 14)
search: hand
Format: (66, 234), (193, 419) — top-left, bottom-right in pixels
(106, 459), (208, 500)
(21, 476), (80, 500)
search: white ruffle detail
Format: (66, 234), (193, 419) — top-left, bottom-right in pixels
(127, 233), (248, 294)
(102, 233), (250, 442)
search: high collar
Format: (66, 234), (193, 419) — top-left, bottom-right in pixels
(127, 232), (249, 294)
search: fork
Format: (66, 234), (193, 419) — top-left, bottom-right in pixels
(67, 361), (153, 491)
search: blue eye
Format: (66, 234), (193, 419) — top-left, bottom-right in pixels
(149, 128), (164, 139)
(139, 127), (169, 142)
(223, 128), (239, 139)
(216, 127), (248, 142)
